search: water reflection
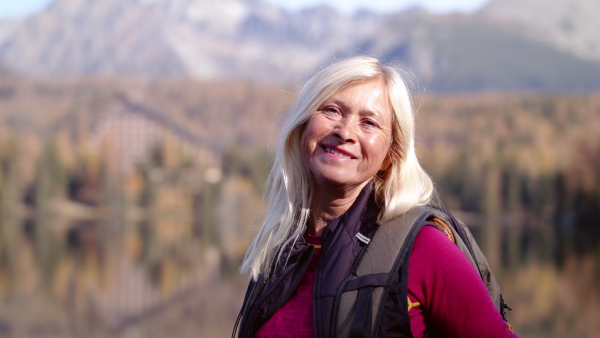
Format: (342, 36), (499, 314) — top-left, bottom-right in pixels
(467, 214), (600, 338)
(0, 212), (240, 337)
(0, 209), (598, 337)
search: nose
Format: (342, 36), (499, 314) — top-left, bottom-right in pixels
(334, 116), (357, 143)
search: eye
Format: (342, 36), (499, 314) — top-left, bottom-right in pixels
(321, 105), (340, 116)
(363, 118), (380, 128)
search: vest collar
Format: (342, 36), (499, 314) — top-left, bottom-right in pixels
(321, 181), (380, 245)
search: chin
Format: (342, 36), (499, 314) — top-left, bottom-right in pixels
(316, 175), (366, 189)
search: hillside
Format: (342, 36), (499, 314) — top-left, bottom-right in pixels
(1, 0), (600, 92)
(480, 0), (600, 62)
(401, 17), (600, 92)
(0, 73), (599, 337)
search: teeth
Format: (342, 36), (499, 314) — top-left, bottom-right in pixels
(324, 147), (352, 159)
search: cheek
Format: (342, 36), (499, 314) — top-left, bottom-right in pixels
(302, 118), (327, 150)
(366, 135), (390, 159)
(300, 121), (318, 158)
(364, 136), (392, 171)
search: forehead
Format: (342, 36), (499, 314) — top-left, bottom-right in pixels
(326, 78), (392, 115)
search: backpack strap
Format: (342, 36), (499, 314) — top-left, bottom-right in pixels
(332, 206), (433, 337)
(332, 205), (510, 337)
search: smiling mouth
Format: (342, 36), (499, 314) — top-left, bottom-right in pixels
(323, 146), (353, 159)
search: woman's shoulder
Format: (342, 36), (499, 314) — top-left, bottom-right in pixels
(409, 225), (517, 337)
(413, 225), (463, 258)
(410, 224), (482, 286)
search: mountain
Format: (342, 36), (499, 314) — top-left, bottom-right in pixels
(0, 0), (184, 77)
(376, 14), (600, 92)
(1, 0), (600, 92)
(0, 0), (373, 82)
(479, 0), (600, 62)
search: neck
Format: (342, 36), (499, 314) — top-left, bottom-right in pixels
(307, 182), (369, 236)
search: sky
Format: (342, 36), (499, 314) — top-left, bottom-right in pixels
(0, 0), (490, 20)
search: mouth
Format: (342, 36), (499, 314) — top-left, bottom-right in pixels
(322, 146), (354, 159)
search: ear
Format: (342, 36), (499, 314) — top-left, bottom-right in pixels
(379, 155), (392, 172)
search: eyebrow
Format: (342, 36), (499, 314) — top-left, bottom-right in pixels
(326, 99), (384, 118)
(361, 110), (381, 118)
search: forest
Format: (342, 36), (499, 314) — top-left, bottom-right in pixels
(0, 75), (598, 337)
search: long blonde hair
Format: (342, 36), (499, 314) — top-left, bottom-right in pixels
(240, 57), (434, 280)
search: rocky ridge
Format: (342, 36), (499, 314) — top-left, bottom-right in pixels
(1, 0), (600, 91)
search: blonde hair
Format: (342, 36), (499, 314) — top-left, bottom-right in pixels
(241, 56), (434, 280)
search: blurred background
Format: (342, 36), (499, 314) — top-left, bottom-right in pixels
(0, 0), (598, 337)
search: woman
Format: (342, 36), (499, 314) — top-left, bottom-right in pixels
(234, 57), (516, 337)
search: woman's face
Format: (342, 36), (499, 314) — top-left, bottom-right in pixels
(302, 78), (393, 192)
